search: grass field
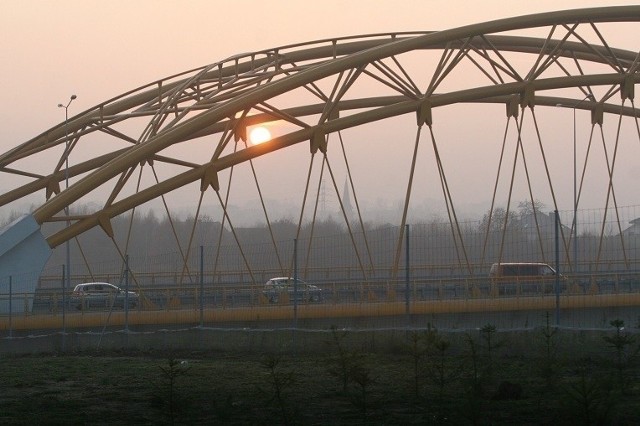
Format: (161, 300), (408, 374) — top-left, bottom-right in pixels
(1, 323), (639, 425)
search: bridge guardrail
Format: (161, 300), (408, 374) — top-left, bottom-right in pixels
(2, 272), (638, 316)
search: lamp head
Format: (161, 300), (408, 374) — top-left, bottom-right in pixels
(57, 104), (64, 108)
(70, 95), (77, 100)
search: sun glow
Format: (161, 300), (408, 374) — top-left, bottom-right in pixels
(249, 126), (271, 145)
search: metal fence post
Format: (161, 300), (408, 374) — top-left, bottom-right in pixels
(124, 254), (130, 333)
(9, 276), (12, 339)
(200, 245), (204, 328)
(555, 210), (560, 326)
(405, 224), (410, 325)
(62, 264), (66, 352)
(293, 238), (298, 328)
(293, 238), (298, 356)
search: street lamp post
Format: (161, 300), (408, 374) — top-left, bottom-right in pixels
(556, 94), (593, 274)
(58, 95), (76, 313)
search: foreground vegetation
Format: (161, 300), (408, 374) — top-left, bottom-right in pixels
(1, 320), (639, 425)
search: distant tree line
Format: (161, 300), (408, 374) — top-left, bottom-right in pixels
(4, 199), (635, 282)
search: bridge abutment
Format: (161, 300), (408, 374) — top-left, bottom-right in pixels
(0, 214), (51, 313)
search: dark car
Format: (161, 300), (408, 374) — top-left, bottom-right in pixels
(489, 262), (565, 295)
(262, 277), (323, 303)
(71, 282), (139, 310)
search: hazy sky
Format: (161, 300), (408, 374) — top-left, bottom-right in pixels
(2, 0), (630, 136)
(2, 1), (639, 224)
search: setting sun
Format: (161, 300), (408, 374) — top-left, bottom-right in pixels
(249, 126), (271, 145)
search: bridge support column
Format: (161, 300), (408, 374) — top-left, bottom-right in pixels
(0, 214), (51, 313)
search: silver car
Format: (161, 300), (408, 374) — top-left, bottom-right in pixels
(71, 282), (139, 310)
(263, 277), (323, 303)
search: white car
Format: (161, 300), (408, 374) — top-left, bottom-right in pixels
(71, 282), (139, 310)
(262, 277), (323, 303)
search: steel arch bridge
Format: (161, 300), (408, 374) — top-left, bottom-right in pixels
(2, 6), (640, 297)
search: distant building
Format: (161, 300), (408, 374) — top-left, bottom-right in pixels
(620, 217), (640, 237)
(342, 178), (353, 215)
(519, 211), (569, 241)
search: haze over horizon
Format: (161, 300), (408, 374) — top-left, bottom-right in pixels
(2, 1), (639, 235)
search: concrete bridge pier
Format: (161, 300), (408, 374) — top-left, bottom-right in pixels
(0, 214), (51, 313)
